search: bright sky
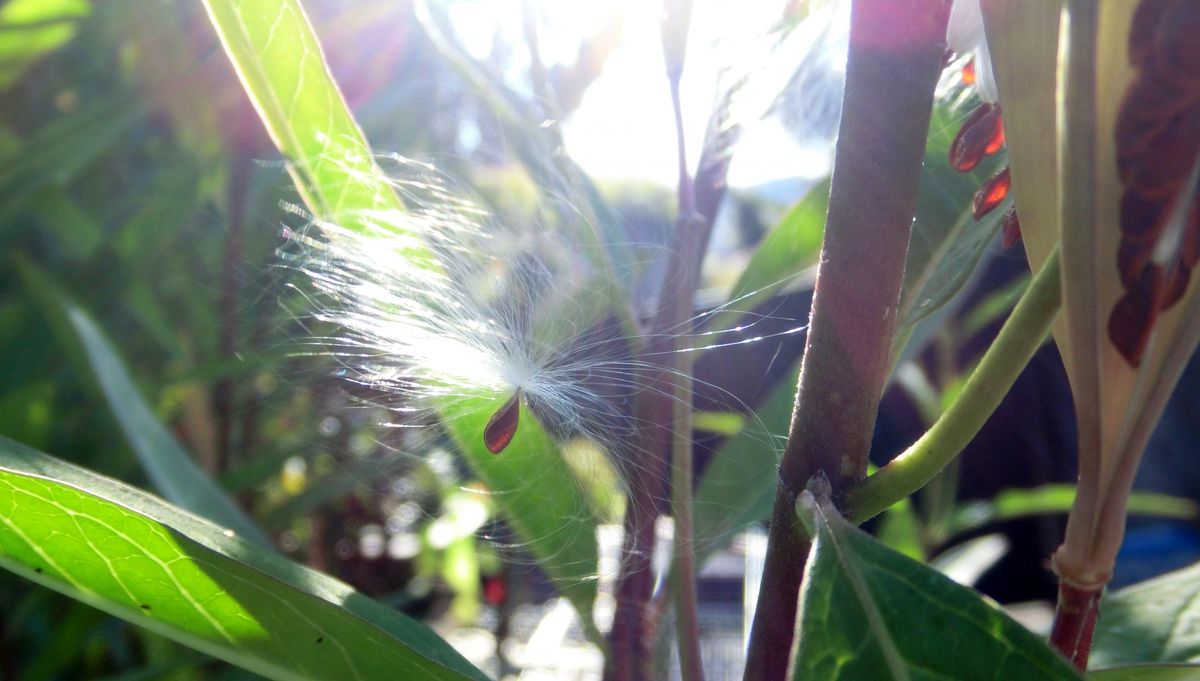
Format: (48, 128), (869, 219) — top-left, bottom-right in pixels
(448, 0), (848, 191)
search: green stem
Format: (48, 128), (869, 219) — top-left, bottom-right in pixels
(845, 246), (1062, 524)
(664, 5), (704, 674)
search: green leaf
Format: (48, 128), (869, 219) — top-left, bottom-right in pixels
(693, 368), (796, 563)
(440, 397), (602, 642)
(1089, 665), (1200, 681)
(1092, 561), (1200, 668)
(61, 297), (272, 550)
(716, 104), (1006, 343)
(895, 105), (1008, 333)
(948, 485), (1198, 540)
(0, 435), (488, 681)
(962, 274), (1030, 337)
(792, 493), (1081, 680)
(693, 411), (747, 437)
(199, 0), (405, 229)
(0, 0), (90, 89)
(0, 94), (142, 230)
(707, 182), (828, 332)
(874, 497), (924, 562)
(201, 0), (607, 639)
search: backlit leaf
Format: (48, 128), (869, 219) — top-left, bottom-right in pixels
(0, 436), (488, 681)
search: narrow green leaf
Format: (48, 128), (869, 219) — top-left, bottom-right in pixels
(61, 299), (272, 549)
(0, 436), (488, 681)
(792, 494), (1081, 680)
(692, 411), (746, 436)
(199, 0), (405, 228)
(440, 397), (602, 641)
(949, 485), (1199, 539)
(962, 274), (1030, 337)
(1092, 561), (1200, 668)
(200, 0), (607, 638)
(707, 182), (828, 332)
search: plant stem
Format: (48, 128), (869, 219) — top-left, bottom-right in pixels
(671, 344), (704, 681)
(609, 3), (709, 678)
(742, 3), (950, 679)
(1048, 580), (1102, 670)
(845, 247), (1062, 523)
(663, 1), (703, 676)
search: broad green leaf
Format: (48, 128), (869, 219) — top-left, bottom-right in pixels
(693, 367), (796, 563)
(1092, 561), (1200, 668)
(0, 0), (89, 88)
(1090, 666), (1200, 681)
(792, 493), (1080, 681)
(0, 436), (488, 681)
(199, 0), (405, 229)
(440, 397), (602, 642)
(61, 298), (272, 549)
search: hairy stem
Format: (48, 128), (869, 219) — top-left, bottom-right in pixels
(845, 247), (1063, 523)
(742, 3), (950, 679)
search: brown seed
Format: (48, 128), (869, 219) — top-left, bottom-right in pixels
(483, 390), (521, 454)
(950, 103), (1002, 173)
(972, 166), (1010, 220)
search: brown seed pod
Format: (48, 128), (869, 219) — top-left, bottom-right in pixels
(1108, 0), (1200, 367)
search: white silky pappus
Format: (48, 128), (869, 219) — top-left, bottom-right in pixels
(279, 159), (645, 460)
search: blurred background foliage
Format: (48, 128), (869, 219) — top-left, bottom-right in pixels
(0, 0), (563, 676)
